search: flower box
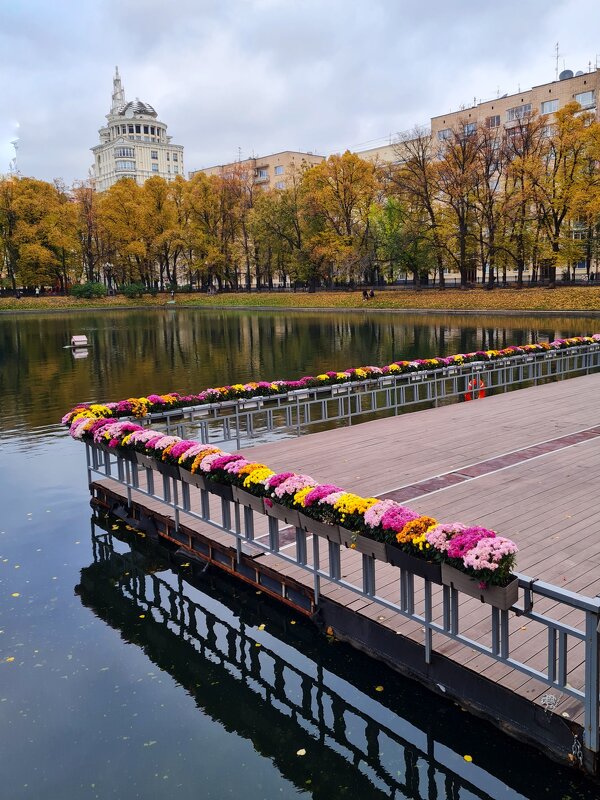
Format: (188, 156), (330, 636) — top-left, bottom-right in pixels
(155, 461), (181, 480)
(180, 469), (207, 490)
(239, 398), (263, 410)
(409, 373), (425, 382)
(265, 501), (301, 528)
(135, 452), (156, 470)
(331, 385), (348, 396)
(385, 545), (443, 583)
(205, 480), (233, 502)
(288, 389), (310, 400)
(116, 448), (137, 464)
(297, 513), (341, 543)
(379, 377), (394, 387)
(338, 527), (387, 561)
(441, 563), (518, 610)
(232, 485), (265, 513)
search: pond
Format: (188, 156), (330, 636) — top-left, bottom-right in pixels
(1, 308), (599, 799)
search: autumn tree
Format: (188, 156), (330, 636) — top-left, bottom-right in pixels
(300, 151), (379, 287)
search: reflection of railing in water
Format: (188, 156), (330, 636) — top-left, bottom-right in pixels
(138, 345), (600, 447)
(82, 523), (512, 800)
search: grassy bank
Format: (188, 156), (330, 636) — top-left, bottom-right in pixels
(1, 287), (600, 313)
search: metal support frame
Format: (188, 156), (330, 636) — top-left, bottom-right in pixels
(87, 442), (600, 757)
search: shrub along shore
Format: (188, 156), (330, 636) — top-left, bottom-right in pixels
(2, 287), (600, 314)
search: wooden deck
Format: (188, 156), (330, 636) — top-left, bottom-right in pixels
(91, 372), (600, 765)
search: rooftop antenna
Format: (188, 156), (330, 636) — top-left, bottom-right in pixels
(237, 146), (242, 162)
(554, 42), (561, 80)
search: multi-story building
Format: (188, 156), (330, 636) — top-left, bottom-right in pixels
(430, 67), (599, 142)
(190, 150), (324, 188)
(91, 67), (184, 192)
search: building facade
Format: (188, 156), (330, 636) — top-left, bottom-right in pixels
(430, 67), (599, 142)
(91, 67), (184, 192)
(190, 150), (324, 188)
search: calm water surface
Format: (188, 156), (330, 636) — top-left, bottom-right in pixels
(1, 308), (599, 799)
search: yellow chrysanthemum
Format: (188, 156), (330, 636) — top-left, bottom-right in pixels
(293, 486), (314, 507)
(333, 493), (379, 516)
(127, 397), (151, 417)
(316, 374), (329, 381)
(243, 467), (275, 488)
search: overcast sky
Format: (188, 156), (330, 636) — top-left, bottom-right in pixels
(2, 0), (599, 184)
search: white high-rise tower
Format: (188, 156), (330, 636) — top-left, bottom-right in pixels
(91, 67), (184, 192)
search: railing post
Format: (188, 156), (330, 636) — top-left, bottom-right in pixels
(583, 609), (600, 755)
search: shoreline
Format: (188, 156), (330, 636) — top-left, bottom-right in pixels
(1, 303), (600, 318)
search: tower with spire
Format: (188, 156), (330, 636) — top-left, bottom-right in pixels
(90, 67), (184, 192)
(110, 66), (125, 114)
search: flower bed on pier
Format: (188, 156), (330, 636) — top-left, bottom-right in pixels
(62, 335), (600, 426)
(69, 416), (518, 590)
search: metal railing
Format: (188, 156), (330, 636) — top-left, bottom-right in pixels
(86, 441), (600, 759)
(84, 525), (525, 800)
(140, 344), (600, 448)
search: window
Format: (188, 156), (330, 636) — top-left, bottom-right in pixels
(437, 128), (451, 141)
(114, 147), (135, 158)
(166, 152), (170, 160)
(143, 125), (149, 134)
(151, 150), (158, 159)
(541, 99), (558, 115)
(151, 163), (159, 172)
(274, 165), (284, 175)
(256, 167), (268, 179)
(115, 160), (136, 172)
(575, 91), (595, 108)
(173, 153), (178, 162)
(128, 124), (134, 133)
(463, 122), (476, 136)
(275, 181), (285, 189)
(174, 166), (178, 174)
(506, 104), (532, 121)
(486, 115), (500, 129)
(135, 124), (141, 133)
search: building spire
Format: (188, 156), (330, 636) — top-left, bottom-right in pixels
(111, 66), (125, 114)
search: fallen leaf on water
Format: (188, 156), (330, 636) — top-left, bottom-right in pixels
(144, 741), (157, 747)
(296, 749), (306, 756)
(257, 624), (265, 631)
(290, 620), (296, 625)
(139, 614), (145, 619)
(375, 685), (384, 692)
(5, 657), (15, 663)
(255, 643), (261, 648)
(180, 563), (190, 567)
(11, 593), (20, 598)
(111, 525), (119, 531)
(464, 755), (473, 762)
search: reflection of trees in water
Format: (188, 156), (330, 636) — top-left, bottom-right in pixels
(0, 309), (593, 432)
(77, 521), (600, 800)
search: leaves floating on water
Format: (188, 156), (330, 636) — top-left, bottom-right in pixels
(296, 748), (306, 756)
(464, 755), (473, 762)
(375, 685), (384, 692)
(257, 624), (265, 631)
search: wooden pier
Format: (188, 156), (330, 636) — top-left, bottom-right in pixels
(88, 372), (600, 772)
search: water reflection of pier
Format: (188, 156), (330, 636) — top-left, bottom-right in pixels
(79, 520), (574, 800)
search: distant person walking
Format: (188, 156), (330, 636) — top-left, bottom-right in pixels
(362, 289), (368, 301)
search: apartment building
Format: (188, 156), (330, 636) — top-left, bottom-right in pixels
(91, 67), (184, 192)
(431, 67), (599, 141)
(189, 150), (325, 188)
